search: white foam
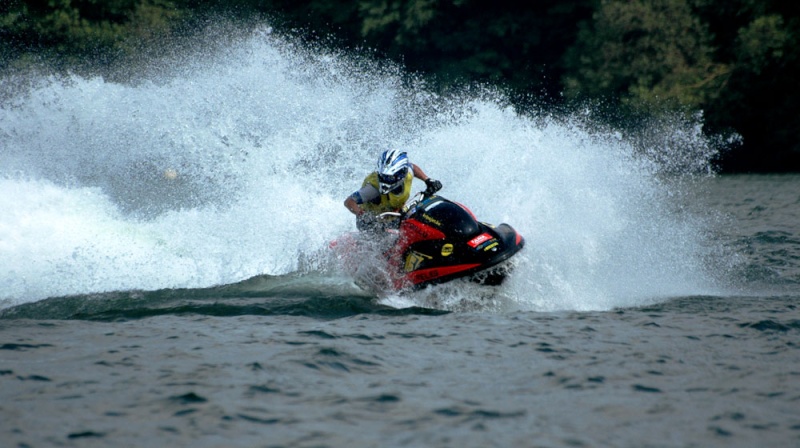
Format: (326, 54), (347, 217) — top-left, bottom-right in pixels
(0, 25), (721, 310)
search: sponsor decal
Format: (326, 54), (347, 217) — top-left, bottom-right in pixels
(482, 242), (499, 252)
(405, 251), (432, 272)
(468, 232), (493, 248)
(422, 214), (442, 227)
(441, 243), (454, 256)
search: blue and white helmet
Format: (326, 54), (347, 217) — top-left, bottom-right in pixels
(376, 149), (410, 194)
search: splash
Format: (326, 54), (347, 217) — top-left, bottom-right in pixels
(0, 24), (722, 310)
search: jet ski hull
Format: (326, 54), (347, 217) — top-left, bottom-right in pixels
(332, 194), (525, 292)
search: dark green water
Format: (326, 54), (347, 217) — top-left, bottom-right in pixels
(2, 175), (799, 447)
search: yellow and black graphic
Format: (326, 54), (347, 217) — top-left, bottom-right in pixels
(421, 213), (442, 227)
(483, 242), (499, 252)
(441, 243), (454, 257)
(405, 251), (433, 272)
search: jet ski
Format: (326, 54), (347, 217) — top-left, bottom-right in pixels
(330, 190), (525, 292)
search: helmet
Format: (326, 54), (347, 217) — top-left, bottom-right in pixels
(376, 149), (409, 194)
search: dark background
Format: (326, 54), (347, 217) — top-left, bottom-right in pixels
(2, 0), (798, 173)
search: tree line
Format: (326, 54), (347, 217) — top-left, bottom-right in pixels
(2, 0), (798, 172)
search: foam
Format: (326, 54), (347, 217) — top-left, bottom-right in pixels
(0, 25), (721, 310)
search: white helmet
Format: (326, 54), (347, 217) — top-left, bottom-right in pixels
(376, 149), (410, 194)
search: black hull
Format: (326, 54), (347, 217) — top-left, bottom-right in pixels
(403, 221), (525, 290)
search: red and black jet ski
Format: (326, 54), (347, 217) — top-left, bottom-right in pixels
(330, 191), (525, 292)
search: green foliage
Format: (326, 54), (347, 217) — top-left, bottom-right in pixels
(360, 0), (437, 41)
(563, 0), (728, 109)
(351, 0), (594, 101)
(0, 0), (183, 69)
(736, 14), (790, 74)
(1, 0), (799, 171)
(693, 0), (800, 170)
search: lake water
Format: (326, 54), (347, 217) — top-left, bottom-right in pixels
(1, 25), (799, 447)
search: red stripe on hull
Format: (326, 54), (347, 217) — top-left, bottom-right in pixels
(406, 263), (482, 286)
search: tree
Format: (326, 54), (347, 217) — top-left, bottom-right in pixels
(562, 0), (728, 109)
(0, 0), (183, 72)
(696, 0), (800, 171)
(354, 0), (593, 101)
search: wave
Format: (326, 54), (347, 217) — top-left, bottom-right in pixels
(1, 22), (727, 312)
(0, 272), (453, 321)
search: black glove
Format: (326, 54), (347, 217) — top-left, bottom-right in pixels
(424, 178), (442, 195)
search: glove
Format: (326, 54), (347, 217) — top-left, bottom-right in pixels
(424, 178), (442, 195)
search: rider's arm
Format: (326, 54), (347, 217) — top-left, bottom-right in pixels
(344, 185), (380, 215)
(411, 163), (430, 181)
(344, 196), (363, 215)
(411, 163), (443, 194)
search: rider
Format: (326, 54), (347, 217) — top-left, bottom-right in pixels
(345, 149), (442, 232)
